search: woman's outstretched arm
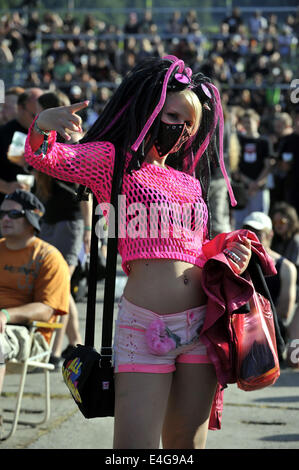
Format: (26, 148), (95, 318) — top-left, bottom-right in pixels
(25, 101), (115, 203)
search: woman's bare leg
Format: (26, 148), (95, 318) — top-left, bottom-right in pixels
(113, 372), (173, 449)
(162, 363), (217, 449)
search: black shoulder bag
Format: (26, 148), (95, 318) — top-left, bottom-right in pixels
(62, 171), (119, 418)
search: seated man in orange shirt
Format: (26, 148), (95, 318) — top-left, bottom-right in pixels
(0, 189), (70, 400)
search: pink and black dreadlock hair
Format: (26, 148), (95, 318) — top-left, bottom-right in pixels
(80, 55), (236, 233)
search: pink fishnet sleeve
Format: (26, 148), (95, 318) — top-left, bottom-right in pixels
(25, 119), (115, 204)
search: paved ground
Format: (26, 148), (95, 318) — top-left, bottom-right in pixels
(1, 263), (299, 451)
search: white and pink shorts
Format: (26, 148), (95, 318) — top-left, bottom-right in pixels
(113, 296), (212, 373)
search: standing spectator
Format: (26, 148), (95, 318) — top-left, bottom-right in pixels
(139, 10), (155, 34)
(273, 112), (293, 144)
(124, 11), (140, 44)
(209, 165), (231, 237)
(232, 109), (272, 228)
(209, 105), (232, 237)
(242, 211), (297, 350)
(278, 25), (296, 58)
(222, 7), (243, 34)
(165, 10), (182, 34)
(183, 9), (198, 33)
(248, 10), (268, 37)
(270, 202), (299, 368)
(269, 112), (293, 208)
(277, 109), (299, 215)
(0, 88), (44, 206)
(271, 202), (299, 287)
(82, 14), (98, 34)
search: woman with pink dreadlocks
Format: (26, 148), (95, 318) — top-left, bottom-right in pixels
(25, 56), (253, 449)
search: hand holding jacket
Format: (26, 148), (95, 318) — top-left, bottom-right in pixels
(224, 236), (252, 274)
(200, 229), (277, 431)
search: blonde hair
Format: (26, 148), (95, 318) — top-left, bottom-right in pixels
(229, 132), (241, 173)
(180, 88), (202, 135)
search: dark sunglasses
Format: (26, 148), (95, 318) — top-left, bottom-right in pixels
(0, 209), (26, 219)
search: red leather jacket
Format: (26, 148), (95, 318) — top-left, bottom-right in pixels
(200, 229), (277, 430)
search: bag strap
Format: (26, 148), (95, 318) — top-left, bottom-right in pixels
(84, 193), (99, 347)
(100, 185), (119, 357)
(84, 157), (120, 356)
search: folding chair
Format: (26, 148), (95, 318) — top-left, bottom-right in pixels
(1, 317), (62, 441)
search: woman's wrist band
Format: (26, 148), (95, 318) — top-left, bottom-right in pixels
(34, 119), (51, 158)
(84, 226), (92, 231)
(34, 120), (51, 137)
(0, 308), (10, 322)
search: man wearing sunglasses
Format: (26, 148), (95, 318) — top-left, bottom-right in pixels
(0, 88), (44, 206)
(0, 190), (70, 422)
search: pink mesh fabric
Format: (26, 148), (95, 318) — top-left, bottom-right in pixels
(25, 120), (209, 275)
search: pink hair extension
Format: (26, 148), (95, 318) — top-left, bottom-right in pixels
(191, 83), (237, 207)
(209, 84), (236, 207)
(131, 56), (185, 152)
(190, 87), (218, 173)
(182, 134), (196, 174)
(97, 98), (133, 139)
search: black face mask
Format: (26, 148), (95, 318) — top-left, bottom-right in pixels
(154, 121), (191, 158)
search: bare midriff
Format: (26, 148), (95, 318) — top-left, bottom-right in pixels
(123, 259), (207, 315)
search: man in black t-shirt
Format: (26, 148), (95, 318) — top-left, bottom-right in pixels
(278, 110), (299, 215)
(269, 112), (293, 208)
(233, 109), (272, 229)
(0, 88), (43, 205)
(222, 7), (243, 34)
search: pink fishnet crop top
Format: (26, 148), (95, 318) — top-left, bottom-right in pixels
(25, 122), (209, 275)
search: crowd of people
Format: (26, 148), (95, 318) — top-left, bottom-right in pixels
(0, 7), (298, 448)
(0, 17), (298, 291)
(0, 7), (298, 120)
(0, 7), (298, 360)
